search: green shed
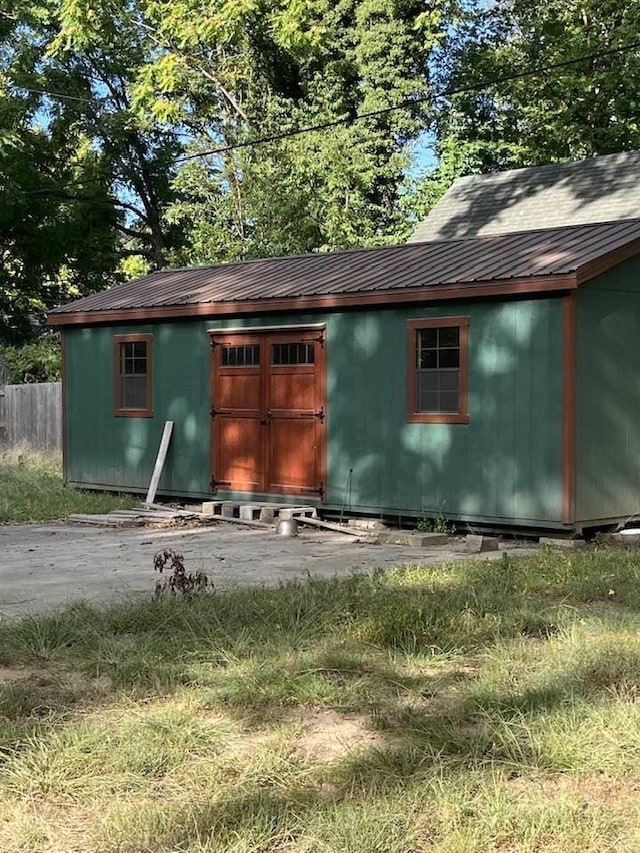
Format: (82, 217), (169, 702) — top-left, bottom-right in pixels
(48, 219), (640, 533)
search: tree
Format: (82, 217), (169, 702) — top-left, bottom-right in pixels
(58, 0), (456, 260)
(0, 0), (188, 341)
(0, 1), (121, 342)
(419, 0), (640, 198)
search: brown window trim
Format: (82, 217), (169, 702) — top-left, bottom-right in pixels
(406, 317), (470, 424)
(113, 333), (153, 417)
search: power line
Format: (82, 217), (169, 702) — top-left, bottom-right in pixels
(8, 36), (640, 166)
(9, 84), (94, 105)
(176, 38), (640, 162)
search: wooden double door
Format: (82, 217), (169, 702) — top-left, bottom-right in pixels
(210, 328), (326, 498)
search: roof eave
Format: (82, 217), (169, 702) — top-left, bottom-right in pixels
(46, 274), (579, 328)
(575, 234), (640, 285)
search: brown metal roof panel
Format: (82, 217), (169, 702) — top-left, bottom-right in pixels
(48, 218), (640, 317)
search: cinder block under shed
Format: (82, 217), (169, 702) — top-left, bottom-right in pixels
(462, 534), (501, 553)
(201, 501), (317, 522)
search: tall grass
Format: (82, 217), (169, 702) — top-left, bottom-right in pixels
(0, 448), (137, 523)
(0, 548), (640, 849)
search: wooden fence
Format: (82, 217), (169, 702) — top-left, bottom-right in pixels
(0, 382), (62, 450)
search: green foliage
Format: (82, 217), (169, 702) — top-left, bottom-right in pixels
(421, 0), (640, 197)
(1, 333), (61, 383)
(416, 512), (455, 534)
(59, 0), (455, 262)
(0, 0), (463, 338)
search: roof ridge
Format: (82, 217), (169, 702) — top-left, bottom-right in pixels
(452, 149), (640, 185)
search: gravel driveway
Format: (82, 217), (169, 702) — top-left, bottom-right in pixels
(0, 520), (524, 619)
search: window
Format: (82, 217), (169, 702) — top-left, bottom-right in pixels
(221, 344), (260, 367)
(114, 334), (152, 417)
(271, 342), (315, 365)
(407, 318), (469, 424)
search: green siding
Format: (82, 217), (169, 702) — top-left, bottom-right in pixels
(324, 300), (563, 524)
(65, 296), (564, 525)
(65, 323), (210, 494)
(576, 257), (640, 524)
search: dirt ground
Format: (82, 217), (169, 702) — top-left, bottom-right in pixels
(0, 520), (532, 619)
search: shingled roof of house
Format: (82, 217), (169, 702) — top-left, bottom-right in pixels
(409, 150), (640, 244)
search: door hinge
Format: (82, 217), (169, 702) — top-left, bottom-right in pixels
(313, 333), (325, 347)
(318, 481), (325, 500)
(209, 476), (218, 493)
(315, 407), (325, 423)
(210, 407), (217, 419)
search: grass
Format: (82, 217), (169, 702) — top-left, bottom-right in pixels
(0, 448), (138, 523)
(0, 547), (640, 849)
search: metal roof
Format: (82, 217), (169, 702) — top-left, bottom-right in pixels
(409, 150), (640, 243)
(49, 218), (640, 322)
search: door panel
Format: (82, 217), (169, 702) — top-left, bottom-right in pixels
(268, 371), (316, 412)
(217, 373), (261, 413)
(268, 418), (318, 491)
(212, 335), (265, 492)
(215, 418), (264, 491)
(211, 329), (325, 497)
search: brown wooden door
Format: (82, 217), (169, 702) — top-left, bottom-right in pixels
(211, 329), (325, 498)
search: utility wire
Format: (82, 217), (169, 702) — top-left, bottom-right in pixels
(8, 37), (640, 164)
(8, 84), (95, 104)
(176, 38), (640, 162)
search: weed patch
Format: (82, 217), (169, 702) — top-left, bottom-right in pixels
(0, 449), (137, 523)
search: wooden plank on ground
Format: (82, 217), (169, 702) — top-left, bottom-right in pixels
(145, 503), (200, 517)
(68, 514), (145, 527)
(296, 516), (373, 537)
(204, 514), (272, 529)
(110, 509), (183, 519)
(144, 421), (174, 506)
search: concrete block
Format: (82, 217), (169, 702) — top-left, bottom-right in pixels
(221, 501), (236, 518)
(464, 534), (500, 553)
(376, 531), (449, 547)
(539, 537), (585, 549)
(259, 506), (276, 523)
(239, 504), (261, 521)
(279, 506), (317, 520)
(201, 501), (216, 517)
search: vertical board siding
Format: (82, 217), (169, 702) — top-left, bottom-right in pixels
(324, 299), (563, 524)
(0, 383), (62, 450)
(64, 296), (564, 525)
(576, 256), (640, 523)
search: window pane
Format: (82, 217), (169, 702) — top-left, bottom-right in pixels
(418, 388), (439, 413)
(418, 349), (437, 369)
(438, 370), (459, 392)
(439, 327), (459, 348)
(221, 345), (260, 367)
(272, 342), (315, 365)
(417, 329), (437, 348)
(121, 375), (147, 409)
(438, 391), (460, 413)
(439, 349), (459, 368)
